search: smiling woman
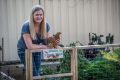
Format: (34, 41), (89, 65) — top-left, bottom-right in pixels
(33, 10), (43, 23)
(17, 5), (51, 76)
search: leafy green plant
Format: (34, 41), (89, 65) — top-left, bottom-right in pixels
(80, 48), (120, 80)
(41, 41), (120, 80)
(89, 33), (114, 45)
(60, 43), (120, 80)
(106, 33), (114, 44)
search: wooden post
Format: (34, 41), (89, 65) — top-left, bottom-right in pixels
(26, 49), (30, 80)
(71, 48), (78, 80)
(75, 48), (78, 80)
(26, 49), (33, 80)
(29, 50), (33, 80)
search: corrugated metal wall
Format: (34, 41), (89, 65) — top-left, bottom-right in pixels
(0, 0), (120, 61)
(0, 0), (39, 61)
(41, 0), (120, 45)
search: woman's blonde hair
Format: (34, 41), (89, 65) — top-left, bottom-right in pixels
(29, 5), (46, 39)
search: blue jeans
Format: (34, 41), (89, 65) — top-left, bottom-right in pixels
(18, 48), (41, 76)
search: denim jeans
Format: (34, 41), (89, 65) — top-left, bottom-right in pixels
(18, 48), (41, 76)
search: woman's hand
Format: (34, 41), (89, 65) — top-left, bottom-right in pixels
(39, 44), (48, 49)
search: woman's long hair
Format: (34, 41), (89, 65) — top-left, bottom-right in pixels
(29, 5), (46, 39)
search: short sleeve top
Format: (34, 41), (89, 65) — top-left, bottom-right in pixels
(17, 21), (50, 50)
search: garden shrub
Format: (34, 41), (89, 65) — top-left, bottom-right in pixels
(41, 42), (120, 80)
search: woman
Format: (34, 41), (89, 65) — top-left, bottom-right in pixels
(17, 5), (51, 76)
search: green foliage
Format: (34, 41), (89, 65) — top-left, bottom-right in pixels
(41, 67), (56, 75)
(106, 33), (114, 44)
(89, 33), (114, 45)
(101, 48), (120, 62)
(41, 41), (120, 80)
(60, 43), (120, 80)
(78, 48), (120, 80)
(59, 50), (71, 73)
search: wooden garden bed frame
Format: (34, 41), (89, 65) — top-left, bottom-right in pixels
(25, 47), (78, 80)
(26, 43), (120, 80)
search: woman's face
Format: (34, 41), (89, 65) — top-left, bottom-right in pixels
(33, 10), (44, 23)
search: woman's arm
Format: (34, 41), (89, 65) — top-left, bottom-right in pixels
(23, 33), (48, 49)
